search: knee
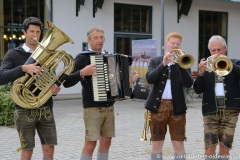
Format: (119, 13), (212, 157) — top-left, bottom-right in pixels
(151, 141), (164, 154)
(99, 138), (112, 152)
(205, 145), (216, 155)
(172, 141), (185, 154)
(42, 146), (54, 159)
(101, 139), (111, 149)
(84, 141), (97, 152)
(82, 142), (97, 156)
(219, 144), (230, 156)
(21, 149), (34, 160)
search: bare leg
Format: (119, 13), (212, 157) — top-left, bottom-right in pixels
(205, 145), (217, 160)
(97, 137), (112, 160)
(98, 137), (112, 153)
(82, 140), (97, 156)
(42, 145), (54, 160)
(21, 149), (33, 160)
(172, 141), (185, 160)
(151, 141), (164, 160)
(205, 145), (217, 156)
(218, 143), (230, 160)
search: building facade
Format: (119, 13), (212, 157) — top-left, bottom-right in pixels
(0, 0), (240, 95)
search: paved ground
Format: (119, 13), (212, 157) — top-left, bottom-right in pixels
(1, 93), (240, 160)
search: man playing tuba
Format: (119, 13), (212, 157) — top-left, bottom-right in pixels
(0, 17), (61, 160)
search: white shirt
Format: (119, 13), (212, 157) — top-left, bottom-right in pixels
(215, 76), (225, 96)
(215, 83), (225, 96)
(22, 43), (34, 53)
(162, 62), (174, 99)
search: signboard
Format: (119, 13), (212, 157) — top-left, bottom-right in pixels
(131, 39), (157, 100)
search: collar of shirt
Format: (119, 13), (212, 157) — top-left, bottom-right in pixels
(167, 62), (174, 67)
(22, 43), (34, 53)
(89, 48), (106, 54)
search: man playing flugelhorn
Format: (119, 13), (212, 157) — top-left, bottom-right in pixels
(194, 35), (240, 159)
(145, 32), (193, 160)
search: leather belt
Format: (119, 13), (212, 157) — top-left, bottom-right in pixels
(161, 99), (172, 102)
(217, 109), (239, 116)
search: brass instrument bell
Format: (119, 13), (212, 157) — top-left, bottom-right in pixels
(169, 49), (195, 69)
(140, 110), (151, 141)
(206, 54), (233, 76)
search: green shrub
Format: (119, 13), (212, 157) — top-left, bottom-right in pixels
(0, 84), (15, 126)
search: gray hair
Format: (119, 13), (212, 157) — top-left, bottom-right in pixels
(87, 27), (104, 39)
(208, 35), (227, 50)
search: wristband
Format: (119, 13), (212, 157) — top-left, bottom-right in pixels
(80, 70), (85, 78)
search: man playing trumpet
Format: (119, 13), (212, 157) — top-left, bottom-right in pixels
(194, 35), (240, 159)
(145, 32), (193, 160)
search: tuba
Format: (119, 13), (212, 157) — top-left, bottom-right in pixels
(169, 49), (195, 69)
(10, 20), (75, 109)
(206, 54), (233, 76)
(140, 110), (151, 141)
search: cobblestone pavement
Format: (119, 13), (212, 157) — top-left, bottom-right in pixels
(1, 95), (240, 160)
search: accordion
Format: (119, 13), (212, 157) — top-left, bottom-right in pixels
(90, 53), (132, 102)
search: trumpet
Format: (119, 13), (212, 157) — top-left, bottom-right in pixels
(140, 110), (151, 141)
(206, 54), (233, 76)
(169, 49), (194, 69)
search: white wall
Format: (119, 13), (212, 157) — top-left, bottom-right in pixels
(52, 0), (240, 94)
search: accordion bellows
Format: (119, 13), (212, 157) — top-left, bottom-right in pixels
(90, 54), (132, 102)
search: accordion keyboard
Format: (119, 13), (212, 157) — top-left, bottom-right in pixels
(90, 55), (110, 101)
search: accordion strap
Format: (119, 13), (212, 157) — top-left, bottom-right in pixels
(81, 50), (109, 55)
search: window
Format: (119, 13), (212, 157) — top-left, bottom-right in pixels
(198, 10), (228, 61)
(114, 3), (152, 56)
(0, 0), (52, 64)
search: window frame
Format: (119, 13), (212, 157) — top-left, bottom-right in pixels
(198, 10), (228, 61)
(114, 3), (153, 55)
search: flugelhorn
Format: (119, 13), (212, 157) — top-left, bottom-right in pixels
(169, 49), (194, 69)
(10, 21), (74, 109)
(206, 54), (233, 76)
(140, 110), (151, 141)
